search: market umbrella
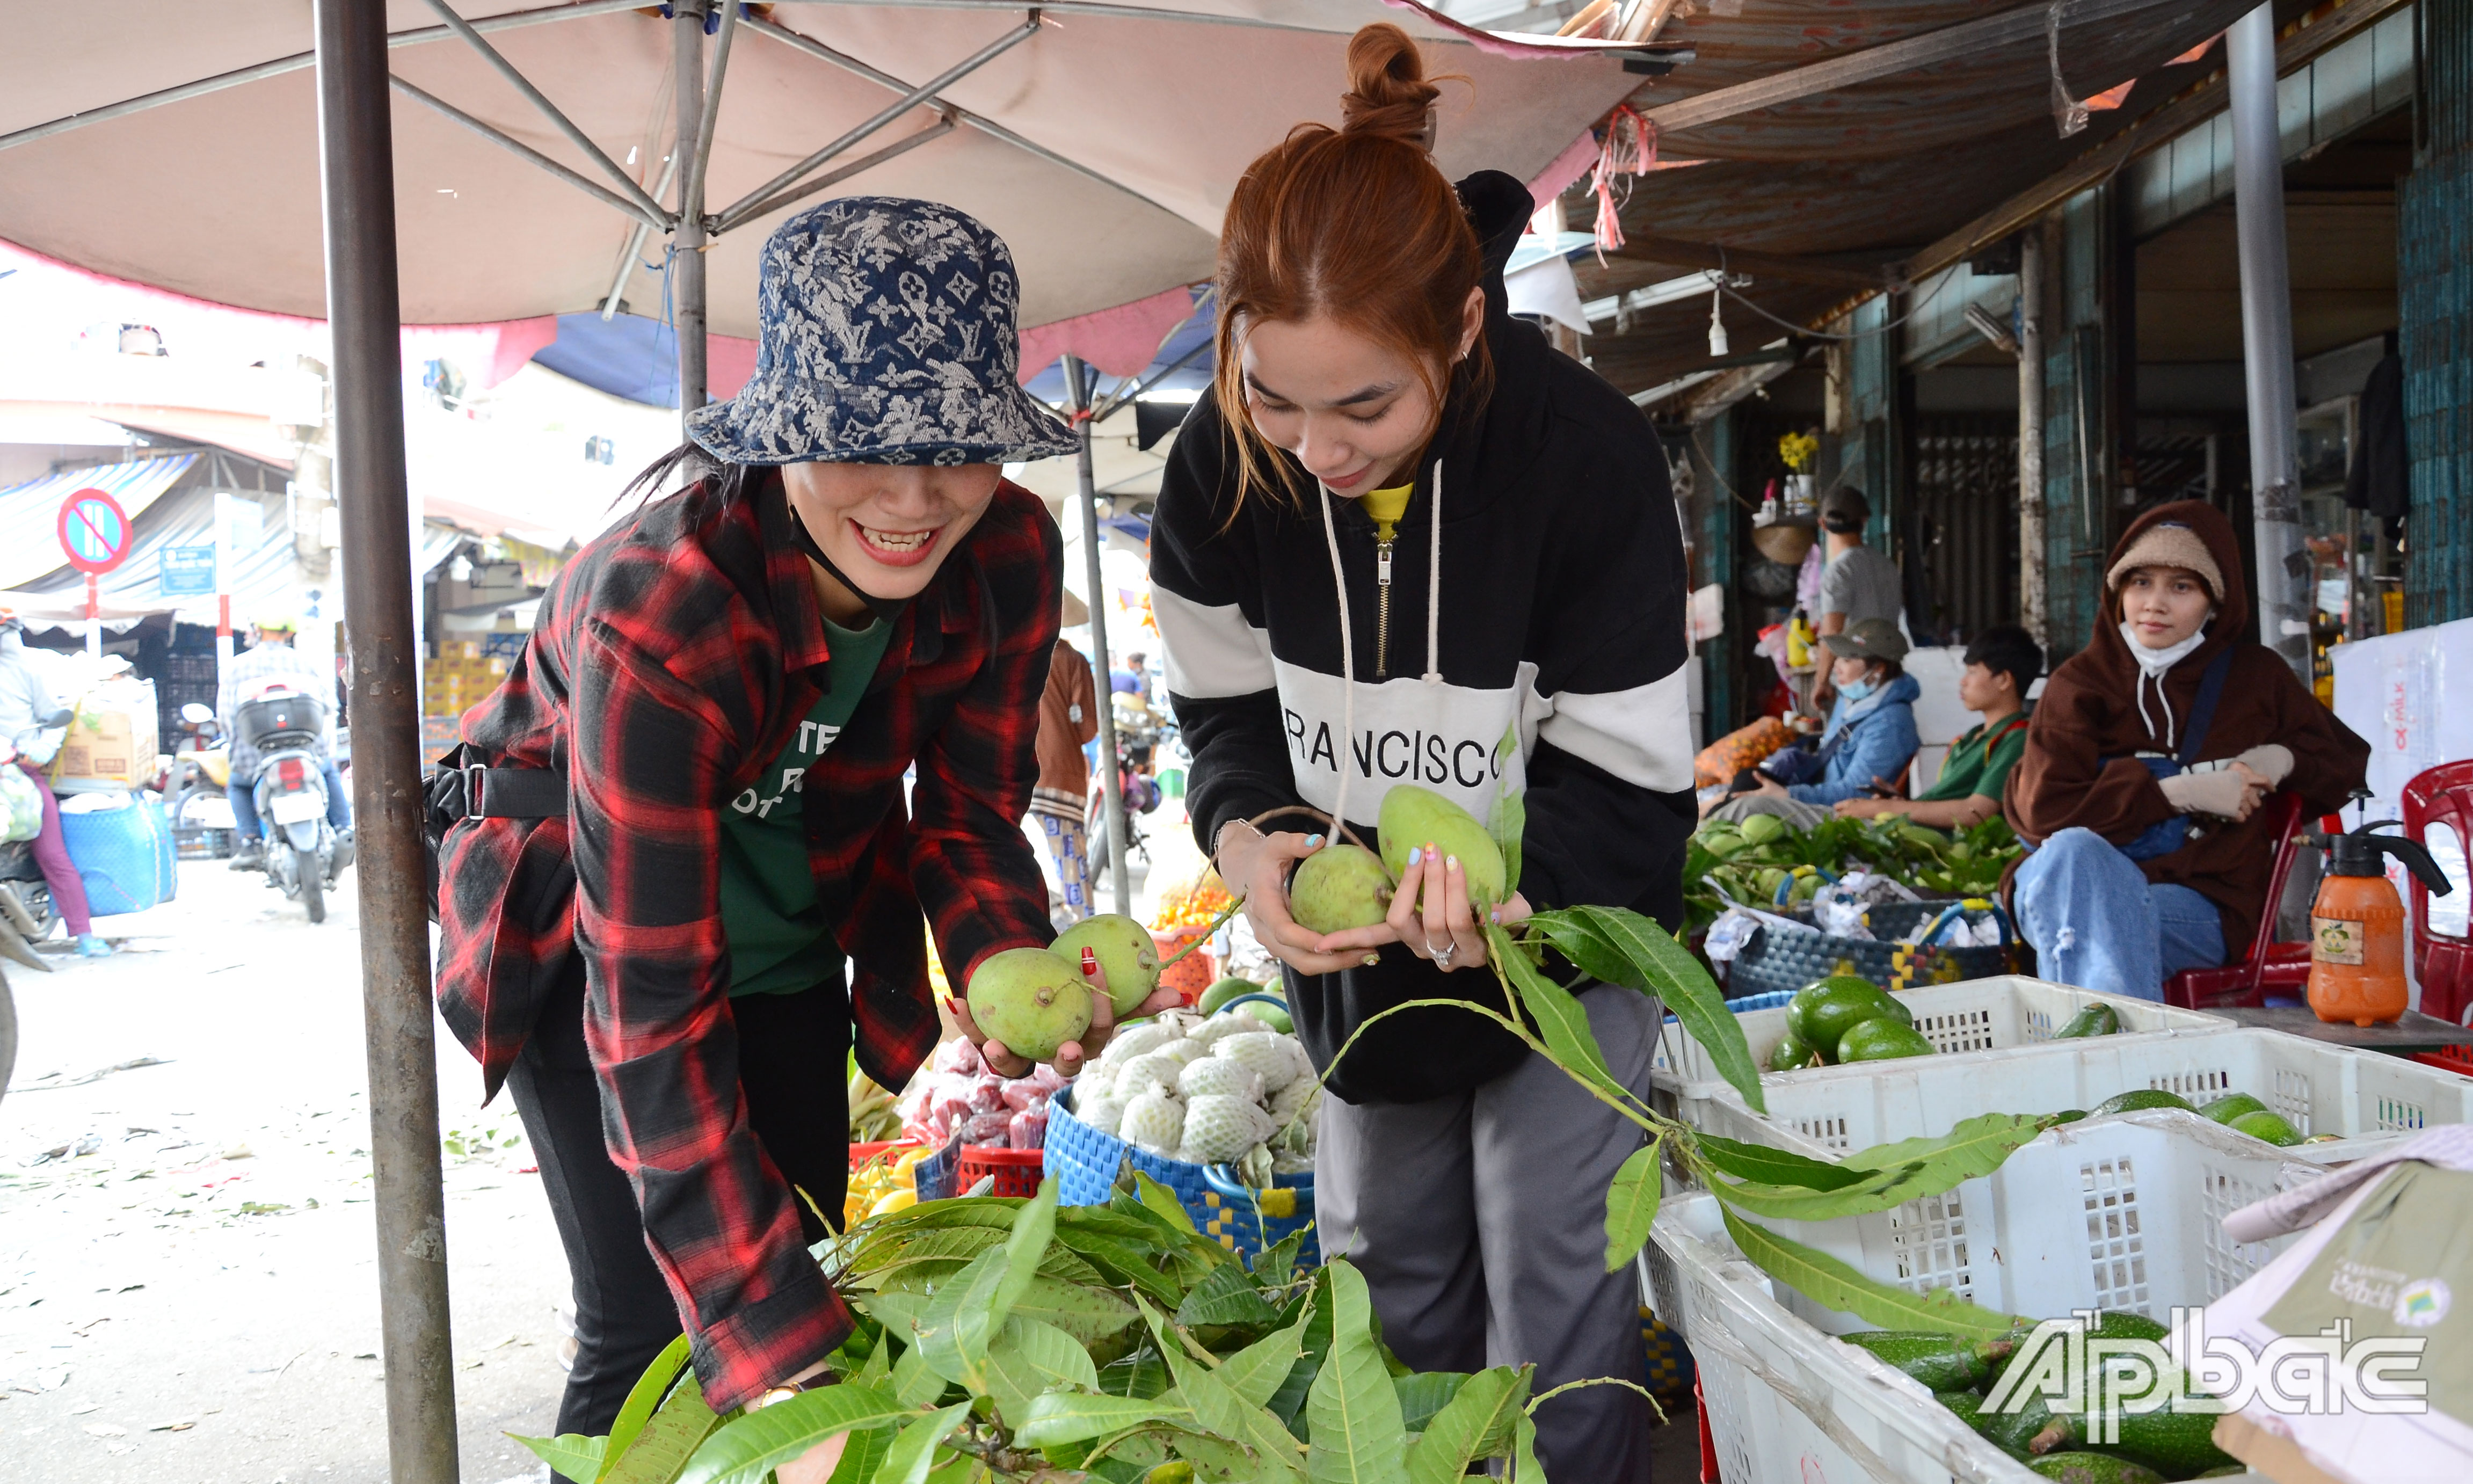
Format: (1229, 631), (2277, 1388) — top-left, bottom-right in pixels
(0, 6), (1655, 1480)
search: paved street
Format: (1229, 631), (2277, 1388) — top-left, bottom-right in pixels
(1, 859), (568, 1484)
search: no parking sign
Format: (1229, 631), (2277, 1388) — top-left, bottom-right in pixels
(57, 488), (133, 575)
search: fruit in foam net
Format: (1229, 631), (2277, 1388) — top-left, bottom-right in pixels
(1289, 843), (1393, 933)
(1378, 785), (1508, 908)
(1052, 913), (1160, 1016)
(964, 948), (1092, 1063)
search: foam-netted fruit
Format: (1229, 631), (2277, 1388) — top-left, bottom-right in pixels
(1179, 1055), (1264, 1104)
(1052, 914), (1160, 1016)
(1181, 1095), (1275, 1164)
(1218, 1031), (1303, 1093)
(1076, 1093), (1126, 1137)
(965, 948), (1093, 1063)
(1289, 843), (1392, 933)
(1121, 1092), (1186, 1156)
(1100, 1022), (1180, 1066)
(1267, 1074), (1321, 1129)
(1188, 1010), (1272, 1050)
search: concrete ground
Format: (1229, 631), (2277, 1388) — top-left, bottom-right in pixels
(1, 859), (567, 1484)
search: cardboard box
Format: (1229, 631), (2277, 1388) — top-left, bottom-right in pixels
(56, 688), (161, 789)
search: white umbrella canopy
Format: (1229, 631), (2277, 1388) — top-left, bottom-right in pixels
(0, 1), (1646, 344)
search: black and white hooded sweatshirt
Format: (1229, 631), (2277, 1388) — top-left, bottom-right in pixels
(1150, 171), (1698, 1104)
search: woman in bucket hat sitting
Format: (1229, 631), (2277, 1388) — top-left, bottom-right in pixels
(1704, 615), (1922, 831)
(2006, 503), (2366, 1000)
(431, 198), (1181, 1472)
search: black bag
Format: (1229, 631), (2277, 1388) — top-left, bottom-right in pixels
(421, 743), (566, 922)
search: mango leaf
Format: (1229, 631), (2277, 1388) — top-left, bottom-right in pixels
(1489, 723), (1525, 900)
(1268, 1272), (1335, 1435)
(984, 1315), (1101, 1424)
(1099, 1347), (1173, 1399)
(1485, 923), (1625, 1103)
(1303, 1263), (1410, 1484)
(920, 1446), (978, 1484)
(892, 1340), (947, 1408)
(1055, 1425), (1172, 1479)
(1603, 1143), (1661, 1274)
(512, 1432), (605, 1484)
(673, 1384), (911, 1484)
(1690, 1132), (1866, 1191)
(1151, 1322), (1313, 1474)
(1056, 1228), (1189, 1307)
(599, 1333), (693, 1480)
(912, 1247), (1006, 1388)
(1402, 1369), (1522, 1484)
(854, 1289), (928, 1336)
(824, 1422), (892, 1484)
(1014, 1393), (1195, 1449)
(993, 1179), (1063, 1322)
(1002, 1273), (1140, 1344)
(1510, 1413), (1545, 1483)
(872, 1403), (972, 1484)
(1569, 904), (1764, 1116)
(1161, 1424), (1293, 1483)
(1252, 1228), (1308, 1292)
(1057, 1203), (1177, 1243)
(602, 1370), (722, 1484)
(845, 1226), (1005, 1279)
(1133, 1170), (1201, 1235)
(1718, 1206), (2026, 1340)
(1474, 1366), (1532, 1458)
(1390, 1373), (1468, 1437)
(1178, 1263), (1285, 1329)
(1220, 1304), (1314, 1409)
(1696, 1160), (1937, 1220)
(1835, 1111), (2052, 1180)
(849, 1331), (894, 1391)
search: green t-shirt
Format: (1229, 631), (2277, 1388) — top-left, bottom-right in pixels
(717, 615), (895, 996)
(1919, 714), (2030, 804)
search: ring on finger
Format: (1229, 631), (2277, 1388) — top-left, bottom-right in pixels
(1430, 939), (1457, 967)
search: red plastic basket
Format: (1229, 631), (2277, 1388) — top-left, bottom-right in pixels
(2410, 1043), (2473, 1080)
(956, 1144), (1044, 1196)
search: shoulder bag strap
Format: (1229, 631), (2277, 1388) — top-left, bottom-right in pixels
(2175, 648), (2237, 767)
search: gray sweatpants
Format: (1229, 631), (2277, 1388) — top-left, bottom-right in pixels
(1315, 985), (1662, 1482)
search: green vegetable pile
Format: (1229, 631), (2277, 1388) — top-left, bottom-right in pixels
(1848, 1312), (2242, 1480)
(1685, 812), (2026, 933)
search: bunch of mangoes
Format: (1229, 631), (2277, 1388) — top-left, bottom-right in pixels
(1843, 1312), (2243, 1479)
(2061, 1087), (2314, 1147)
(1768, 974), (1934, 1070)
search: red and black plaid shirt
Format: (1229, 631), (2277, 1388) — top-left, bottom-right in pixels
(434, 470), (1060, 1410)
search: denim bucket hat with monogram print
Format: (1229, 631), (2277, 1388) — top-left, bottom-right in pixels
(685, 197), (1079, 466)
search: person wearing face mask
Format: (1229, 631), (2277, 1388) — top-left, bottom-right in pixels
(430, 199), (1180, 1476)
(1150, 26), (1696, 1480)
(2007, 503), (2368, 1000)
(0, 613), (108, 957)
(1704, 616), (1921, 830)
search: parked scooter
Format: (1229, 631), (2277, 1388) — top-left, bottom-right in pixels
(0, 705), (74, 960)
(161, 702), (236, 859)
(231, 682), (353, 923)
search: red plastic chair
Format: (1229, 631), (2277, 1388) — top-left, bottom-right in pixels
(2402, 760), (2473, 1025)
(2162, 791), (2311, 1009)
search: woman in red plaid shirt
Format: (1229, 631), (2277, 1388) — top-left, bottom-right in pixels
(432, 199), (1178, 1473)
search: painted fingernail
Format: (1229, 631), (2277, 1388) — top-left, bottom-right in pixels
(1489, 907), (1502, 923)
(1446, 855), (1460, 871)
(1364, 954), (1380, 966)
(1407, 846), (1423, 867)
(944, 996), (964, 1016)
(1307, 833), (1324, 846)
(1080, 947), (1099, 977)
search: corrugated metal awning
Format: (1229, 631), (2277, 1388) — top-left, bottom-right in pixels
(0, 453), (197, 588)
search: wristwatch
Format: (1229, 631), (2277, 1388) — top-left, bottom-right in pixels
(749, 1369), (838, 1412)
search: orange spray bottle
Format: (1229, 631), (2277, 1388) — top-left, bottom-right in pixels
(2304, 820), (2454, 1027)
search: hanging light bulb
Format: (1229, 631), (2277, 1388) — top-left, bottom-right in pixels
(1707, 283), (1729, 359)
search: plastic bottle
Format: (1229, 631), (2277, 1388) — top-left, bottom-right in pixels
(2305, 821), (2453, 1026)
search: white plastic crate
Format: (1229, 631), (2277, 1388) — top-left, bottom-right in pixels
(1651, 975), (2231, 1127)
(1684, 1025), (2473, 1166)
(1648, 1185), (2276, 1484)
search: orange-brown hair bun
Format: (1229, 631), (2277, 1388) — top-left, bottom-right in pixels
(1210, 23), (1487, 515)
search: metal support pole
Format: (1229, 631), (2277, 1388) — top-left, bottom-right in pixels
(2229, 3), (2310, 681)
(673, 3), (709, 418)
(2017, 228), (2048, 651)
(1065, 355), (1132, 912)
(312, 4), (456, 1483)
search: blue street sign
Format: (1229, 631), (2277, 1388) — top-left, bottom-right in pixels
(160, 544), (216, 596)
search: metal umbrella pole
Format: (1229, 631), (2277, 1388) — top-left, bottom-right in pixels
(1064, 354), (1132, 912)
(312, 2), (456, 1481)
(673, 1), (710, 416)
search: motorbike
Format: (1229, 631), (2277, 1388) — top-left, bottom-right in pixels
(161, 701), (237, 859)
(0, 705), (75, 955)
(232, 682), (353, 922)
(1085, 702), (1164, 879)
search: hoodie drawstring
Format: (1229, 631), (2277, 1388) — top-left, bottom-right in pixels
(1422, 462), (1443, 686)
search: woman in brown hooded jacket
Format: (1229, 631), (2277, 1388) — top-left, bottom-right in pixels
(2008, 501), (2368, 1000)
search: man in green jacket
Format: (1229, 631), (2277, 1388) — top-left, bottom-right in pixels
(1836, 624), (2041, 829)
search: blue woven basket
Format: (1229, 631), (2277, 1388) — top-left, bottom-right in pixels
(60, 795), (176, 917)
(1046, 1088), (1318, 1270)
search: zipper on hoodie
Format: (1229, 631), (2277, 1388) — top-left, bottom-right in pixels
(1373, 535), (1394, 679)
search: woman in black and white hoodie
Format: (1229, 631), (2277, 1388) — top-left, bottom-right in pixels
(1150, 26), (1697, 1480)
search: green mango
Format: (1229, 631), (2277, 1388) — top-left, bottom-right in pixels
(1737, 812), (1790, 845)
(2091, 1089), (2194, 1117)
(1197, 977), (1257, 1015)
(1378, 784), (1507, 909)
(1288, 842), (1393, 934)
(2053, 1002), (2121, 1039)
(1838, 1331), (2010, 1391)
(1701, 831), (1750, 860)
(2199, 1093), (2271, 1126)
(1838, 1018), (1937, 1064)
(1767, 1028), (1818, 1073)
(1785, 976), (1907, 1064)
(1052, 914), (1161, 1016)
(2025, 1453), (2164, 1484)
(965, 948), (1094, 1062)
(1246, 999), (1293, 1033)
(2038, 1401), (2237, 1479)
(2229, 1109), (2304, 1147)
